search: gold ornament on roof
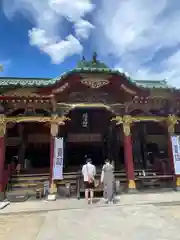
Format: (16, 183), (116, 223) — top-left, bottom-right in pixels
(81, 79), (109, 88)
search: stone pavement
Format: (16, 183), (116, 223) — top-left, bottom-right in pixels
(1, 191), (180, 214)
(1, 202), (180, 239)
(1, 192), (180, 239)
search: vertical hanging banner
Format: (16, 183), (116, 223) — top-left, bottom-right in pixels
(171, 135), (180, 174)
(53, 137), (64, 180)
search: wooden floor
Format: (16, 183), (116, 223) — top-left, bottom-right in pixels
(17, 166), (161, 176)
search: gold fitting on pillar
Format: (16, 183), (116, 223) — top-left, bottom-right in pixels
(0, 115), (6, 137)
(167, 114), (177, 135)
(50, 182), (57, 194)
(50, 122), (59, 137)
(111, 116), (123, 125)
(50, 115), (70, 136)
(176, 177), (180, 187)
(128, 180), (136, 189)
(123, 115), (132, 136)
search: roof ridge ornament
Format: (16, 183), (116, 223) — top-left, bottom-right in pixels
(92, 52), (97, 63)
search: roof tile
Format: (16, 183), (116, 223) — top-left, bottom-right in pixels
(0, 68), (175, 90)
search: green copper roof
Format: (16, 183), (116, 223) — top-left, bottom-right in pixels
(134, 80), (170, 89)
(0, 65), (175, 90)
(0, 77), (52, 87)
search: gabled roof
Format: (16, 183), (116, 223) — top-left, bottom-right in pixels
(134, 80), (171, 89)
(0, 55), (175, 90)
(0, 71), (173, 89)
(0, 68), (121, 87)
(0, 77), (52, 87)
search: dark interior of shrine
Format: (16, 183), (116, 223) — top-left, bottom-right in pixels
(63, 107), (119, 172)
(65, 142), (104, 171)
(25, 143), (50, 169)
(5, 110), (173, 175)
(131, 121), (171, 173)
(5, 122), (50, 171)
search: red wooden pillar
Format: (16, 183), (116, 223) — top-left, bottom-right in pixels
(123, 116), (136, 191)
(0, 121), (6, 201)
(49, 122), (59, 194)
(50, 135), (55, 184)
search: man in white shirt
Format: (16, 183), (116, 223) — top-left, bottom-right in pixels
(82, 158), (96, 204)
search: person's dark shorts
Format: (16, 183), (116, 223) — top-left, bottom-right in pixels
(84, 181), (95, 189)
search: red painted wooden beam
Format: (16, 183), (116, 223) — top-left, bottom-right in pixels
(0, 96), (52, 100)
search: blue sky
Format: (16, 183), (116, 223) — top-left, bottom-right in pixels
(1, 0), (180, 87)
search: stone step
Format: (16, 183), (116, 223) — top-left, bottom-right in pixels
(12, 172), (50, 178)
(11, 176), (49, 182)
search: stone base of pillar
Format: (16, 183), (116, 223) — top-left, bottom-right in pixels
(47, 182), (57, 201)
(47, 194), (56, 201)
(0, 191), (5, 201)
(127, 180), (137, 193)
(175, 187), (180, 191)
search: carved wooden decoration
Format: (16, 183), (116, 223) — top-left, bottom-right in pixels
(3, 88), (39, 97)
(65, 91), (114, 103)
(53, 82), (69, 94)
(120, 84), (136, 95)
(81, 79), (109, 89)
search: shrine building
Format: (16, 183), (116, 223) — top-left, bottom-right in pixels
(0, 53), (179, 199)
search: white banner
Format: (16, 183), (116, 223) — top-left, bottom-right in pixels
(171, 135), (180, 175)
(53, 137), (64, 180)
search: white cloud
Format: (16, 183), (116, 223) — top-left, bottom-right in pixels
(49, 0), (94, 22)
(74, 19), (94, 39)
(95, 0), (180, 87)
(28, 28), (83, 63)
(3, 0), (94, 64)
(28, 28), (53, 47)
(43, 35), (83, 63)
(29, 29), (83, 63)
